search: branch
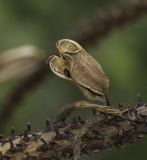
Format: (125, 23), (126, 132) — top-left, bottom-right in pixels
(1, 0), (147, 129)
(73, 0), (147, 46)
(0, 101), (147, 160)
(0, 63), (49, 128)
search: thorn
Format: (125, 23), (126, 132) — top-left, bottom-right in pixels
(10, 126), (15, 138)
(137, 93), (143, 106)
(37, 137), (49, 151)
(27, 122), (31, 132)
(45, 118), (51, 130)
(23, 129), (29, 140)
(9, 138), (14, 149)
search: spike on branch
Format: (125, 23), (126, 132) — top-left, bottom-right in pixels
(0, 102), (147, 159)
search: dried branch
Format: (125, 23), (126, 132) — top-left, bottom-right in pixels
(0, 63), (49, 128)
(0, 101), (147, 160)
(73, 0), (147, 46)
(1, 0), (147, 129)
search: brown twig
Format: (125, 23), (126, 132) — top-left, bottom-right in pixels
(0, 102), (147, 159)
(1, 0), (147, 129)
(73, 0), (147, 46)
(0, 63), (49, 129)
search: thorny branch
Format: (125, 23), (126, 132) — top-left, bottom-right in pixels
(73, 0), (147, 46)
(0, 101), (147, 160)
(0, 63), (49, 128)
(1, 0), (147, 128)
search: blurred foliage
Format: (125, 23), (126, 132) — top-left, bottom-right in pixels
(0, 0), (147, 160)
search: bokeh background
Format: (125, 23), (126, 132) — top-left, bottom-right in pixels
(0, 0), (147, 159)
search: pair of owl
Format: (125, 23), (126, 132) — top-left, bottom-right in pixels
(49, 39), (110, 106)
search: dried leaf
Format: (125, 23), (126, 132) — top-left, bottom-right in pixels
(49, 39), (109, 102)
(49, 55), (72, 80)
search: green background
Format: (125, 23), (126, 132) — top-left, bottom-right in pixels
(0, 0), (147, 159)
